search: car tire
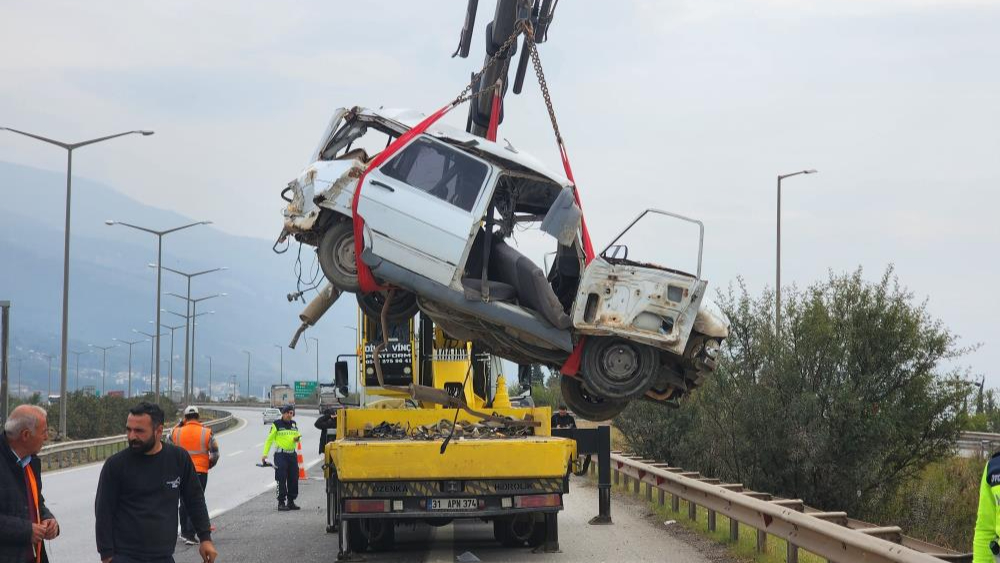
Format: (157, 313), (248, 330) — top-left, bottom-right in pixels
(560, 376), (628, 421)
(580, 336), (658, 400)
(356, 290), (419, 323)
(318, 220), (360, 293)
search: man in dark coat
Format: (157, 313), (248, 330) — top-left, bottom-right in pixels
(1, 405), (59, 563)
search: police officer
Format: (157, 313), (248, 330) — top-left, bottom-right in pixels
(261, 405), (302, 511)
(169, 405), (220, 544)
(975, 452), (1000, 562)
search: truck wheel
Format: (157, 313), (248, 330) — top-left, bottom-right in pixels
(580, 336), (658, 400)
(347, 520), (369, 553)
(494, 514), (537, 547)
(318, 220), (360, 293)
(356, 290), (419, 323)
(365, 518), (396, 551)
(528, 513), (547, 547)
(561, 376), (628, 421)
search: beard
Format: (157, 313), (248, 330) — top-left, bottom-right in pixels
(128, 435), (157, 454)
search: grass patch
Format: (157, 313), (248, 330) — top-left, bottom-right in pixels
(606, 474), (829, 563)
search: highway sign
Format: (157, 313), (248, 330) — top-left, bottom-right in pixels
(294, 380), (318, 399)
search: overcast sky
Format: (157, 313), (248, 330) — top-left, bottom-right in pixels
(2, 0), (998, 384)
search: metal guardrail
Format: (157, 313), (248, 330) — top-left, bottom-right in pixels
(37, 408), (237, 471)
(603, 452), (970, 563)
(957, 430), (1000, 459)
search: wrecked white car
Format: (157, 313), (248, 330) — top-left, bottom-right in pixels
(277, 106), (729, 420)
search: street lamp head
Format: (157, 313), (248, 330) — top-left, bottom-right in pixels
(138, 130), (155, 136)
(105, 220), (116, 226)
(804, 169), (818, 174)
(221, 292), (228, 297)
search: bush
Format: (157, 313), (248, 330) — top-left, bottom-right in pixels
(619, 266), (973, 520)
(873, 456), (980, 551)
(44, 392), (178, 440)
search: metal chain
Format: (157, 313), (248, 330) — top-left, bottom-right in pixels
(452, 20), (530, 106)
(522, 22), (563, 144)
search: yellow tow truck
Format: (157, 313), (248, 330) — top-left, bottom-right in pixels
(323, 310), (577, 556)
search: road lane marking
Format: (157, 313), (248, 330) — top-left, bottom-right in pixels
(426, 522), (455, 563)
(254, 442), (265, 448)
(227, 450), (244, 457)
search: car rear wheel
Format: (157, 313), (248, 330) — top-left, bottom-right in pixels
(560, 376), (628, 421)
(318, 220), (360, 293)
(356, 290), (419, 323)
(580, 336), (658, 400)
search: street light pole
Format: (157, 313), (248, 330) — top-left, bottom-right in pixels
(243, 350), (251, 402)
(274, 344), (284, 384)
(161, 267), (225, 402)
(69, 350), (88, 392)
(107, 221), (210, 401)
(89, 344), (116, 396)
(205, 355), (213, 402)
(776, 169), (818, 340)
(44, 354), (56, 399)
(134, 329), (164, 396)
(2, 127), (153, 437)
(167, 292), (223, 402)
(160, 323), (184, 400)
(307, 337), (320, 385)
(114, 339), (145, 398)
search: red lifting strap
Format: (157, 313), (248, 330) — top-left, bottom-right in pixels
(352, 102), (459, 293)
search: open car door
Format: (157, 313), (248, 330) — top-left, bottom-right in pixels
(357, 135), (497, 286)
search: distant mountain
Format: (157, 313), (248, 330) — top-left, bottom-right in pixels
(0, 161), (358, 399)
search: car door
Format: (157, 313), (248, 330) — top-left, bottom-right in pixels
(357, 135), (496, 286)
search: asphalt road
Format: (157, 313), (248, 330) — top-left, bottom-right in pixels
(38, 407), (323, 563)
(173, 475), (716, 563)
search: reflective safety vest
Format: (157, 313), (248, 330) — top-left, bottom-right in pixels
(171, 420), (213, 474)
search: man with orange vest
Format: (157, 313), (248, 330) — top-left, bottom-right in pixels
(169, 406), (220, 545)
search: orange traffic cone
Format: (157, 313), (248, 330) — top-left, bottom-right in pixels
(297, 441), (306, 480)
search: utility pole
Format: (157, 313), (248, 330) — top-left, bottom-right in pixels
(1, 127), (153, 438)
(776, 169), (818, 340)
(89, 344), (116, 396)
(107, 221), (210, 401)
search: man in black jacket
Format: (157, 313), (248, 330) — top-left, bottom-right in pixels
(95, 402), (217, 563)
(1, 405), (59, 563)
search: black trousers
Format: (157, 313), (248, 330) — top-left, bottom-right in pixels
(179, 472), (208, 536)
(110, 556), (175, 563)
(273, 452), (299, 502)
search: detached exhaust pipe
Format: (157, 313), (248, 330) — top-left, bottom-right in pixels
(289, 282), (341, 348)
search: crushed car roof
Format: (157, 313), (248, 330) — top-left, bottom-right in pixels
(361, 106), (574, 189)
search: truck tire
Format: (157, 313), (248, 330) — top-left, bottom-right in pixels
(347, 520), (369, 553)
(561, 376), (628, 421)
(318, 220), (360, 293)
(494, 514), (537, 547)
(356, 290), (419, 323)
(580, 336), (658, 400)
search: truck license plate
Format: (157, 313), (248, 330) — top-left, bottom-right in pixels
(428, 498), (478, 511)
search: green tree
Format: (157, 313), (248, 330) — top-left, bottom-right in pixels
(619, 266), (973, 517)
